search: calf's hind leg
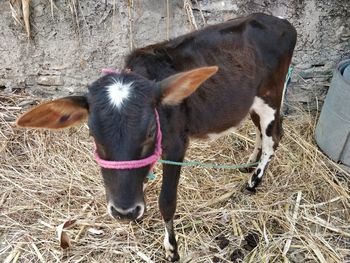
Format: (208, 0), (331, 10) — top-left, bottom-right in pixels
(240, 112), (262, 173)
(246, 97), (282, 191)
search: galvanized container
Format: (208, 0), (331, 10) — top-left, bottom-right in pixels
(315, 59), (350, 166)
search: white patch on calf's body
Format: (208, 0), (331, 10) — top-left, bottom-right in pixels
(107, 79), (132, 109)
(250, 97), (276, 127)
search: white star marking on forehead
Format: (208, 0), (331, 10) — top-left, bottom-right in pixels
(107, 79), (133, 109)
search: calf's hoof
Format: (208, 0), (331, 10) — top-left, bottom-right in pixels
(245, 171), (262, 193)
(166, 251), (180, 262)
(164, 238), (179, 262)
(245, 184), (257, 193)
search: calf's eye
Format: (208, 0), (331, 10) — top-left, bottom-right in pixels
(147, 124), (156, 139)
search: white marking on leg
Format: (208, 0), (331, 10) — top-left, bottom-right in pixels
(247, 126), (262, 163)
(164, 227), (174, 259)
(107, 79), (133, 109)
(255, 135), (274, 179)
(248, 174), (254, 187)
(249, 97), (276, 187)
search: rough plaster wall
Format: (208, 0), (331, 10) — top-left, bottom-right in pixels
(0, 0), (188, 97)
(1, 0), (349, 110)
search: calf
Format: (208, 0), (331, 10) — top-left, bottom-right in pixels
(17, 13), (296, 261)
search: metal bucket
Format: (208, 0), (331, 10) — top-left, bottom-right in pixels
(315, 59), (350, 166)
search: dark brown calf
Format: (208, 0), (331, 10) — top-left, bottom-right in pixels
(17, 13), (296, 261)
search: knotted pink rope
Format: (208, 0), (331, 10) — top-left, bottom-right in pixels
(102, 68), (120, 74)
(94, 110), (162, 170)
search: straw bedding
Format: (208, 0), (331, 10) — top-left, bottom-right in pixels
(1, 92), (349, 262)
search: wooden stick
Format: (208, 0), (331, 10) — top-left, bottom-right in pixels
(166, 0), (170, 40)
(128, 0), (134, 50)
(282, 191), (302, 258)
(22, 0), (30, 38)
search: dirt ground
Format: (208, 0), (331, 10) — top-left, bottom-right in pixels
(1, 92), (349, 262)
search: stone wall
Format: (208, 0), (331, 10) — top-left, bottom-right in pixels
(1, 0), (349, 110)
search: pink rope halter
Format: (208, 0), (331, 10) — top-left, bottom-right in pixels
(94, 67), (162, 171)
(93, 109), (162, 170)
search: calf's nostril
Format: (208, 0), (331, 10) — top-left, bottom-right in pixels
(108, 205), (121, 219)
(134, 204), (145, 219)
(135, 205), (141, 214)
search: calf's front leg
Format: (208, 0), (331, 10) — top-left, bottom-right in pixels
(159, 138), (186, 262)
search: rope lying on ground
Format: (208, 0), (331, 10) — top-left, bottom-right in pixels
(147, 160), (260, 180)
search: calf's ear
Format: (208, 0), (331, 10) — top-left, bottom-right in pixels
(159, 66), (218, 105)
(16, 96), (88, 129)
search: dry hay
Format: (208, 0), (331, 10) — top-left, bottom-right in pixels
(0, 92), (349, 263)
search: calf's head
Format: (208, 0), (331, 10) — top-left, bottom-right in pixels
(16, 66), (218, 221)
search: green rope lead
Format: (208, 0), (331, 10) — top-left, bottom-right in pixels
(286, 66), (294, 84)
(146, 160), (259, 180)
(158, 159), (259, 169)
